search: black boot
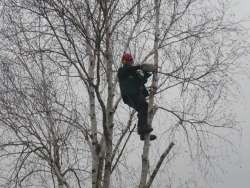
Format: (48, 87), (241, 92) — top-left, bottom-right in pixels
(141, 127), (153, 134)
(140, 134), (157, 141)
(138, 127), (153, 135)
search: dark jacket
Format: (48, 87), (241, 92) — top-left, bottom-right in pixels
(118, 64), (151, 103)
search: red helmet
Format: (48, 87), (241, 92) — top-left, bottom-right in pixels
(121, 53), (134, 65)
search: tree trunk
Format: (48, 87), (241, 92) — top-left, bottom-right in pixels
(139, 0), (160, 187)
(103, 37), (114, 188)
(85, 11), (99, 188)
(103, 1), (114, 187)
(58, 180), (64, 188)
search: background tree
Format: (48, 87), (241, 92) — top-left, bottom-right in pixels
(0, 0), (248, 188)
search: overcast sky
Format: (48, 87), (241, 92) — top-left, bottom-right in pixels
(0, 1), (248, 188)
(214, 1), (250, 187)
(166, 1), (250, 188)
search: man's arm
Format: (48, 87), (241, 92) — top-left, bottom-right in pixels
(122, 65), (141, 72)
(141, 64), (156, 72)
(118, 65), (141, 78)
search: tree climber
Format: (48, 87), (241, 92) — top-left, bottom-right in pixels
(118, 52), (157, 141)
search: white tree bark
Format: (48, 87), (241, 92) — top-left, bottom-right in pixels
(103, 2), (115, 188)
(103, 38), (114, 188)
(85, 10), (99, 188)
(140, 0), (160, 187)
(0, 1), (246, 188)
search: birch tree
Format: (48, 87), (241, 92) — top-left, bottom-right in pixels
(0, 0), (248, 188)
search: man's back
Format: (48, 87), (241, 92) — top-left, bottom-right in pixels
(118, 65), (143, 97)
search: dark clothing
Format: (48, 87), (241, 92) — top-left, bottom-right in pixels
(118, 65), (151, 98)
(123, 93), (149, 134)
(118, 64), (152, 134)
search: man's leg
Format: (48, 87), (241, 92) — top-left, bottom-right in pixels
(134, 94), (156, 140)
(122, 95), (144, 132)
(125, 94), (156, 141)
(137, 102), (157, 140)
(137, 101), (152, 134)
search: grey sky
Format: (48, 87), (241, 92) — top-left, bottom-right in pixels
(210, 1), (250, 187)
(167, 1), (250, 187)
(0, 1), (248, 187)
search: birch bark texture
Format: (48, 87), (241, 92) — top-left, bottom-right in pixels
(0, 0), (248, 188)
(139, 0), (161, 187)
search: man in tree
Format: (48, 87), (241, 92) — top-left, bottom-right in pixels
(118, 52), (157, 141)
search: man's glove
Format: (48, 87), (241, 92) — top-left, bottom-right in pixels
(141, 64), (156, 72)
(136, 70), (145, 77)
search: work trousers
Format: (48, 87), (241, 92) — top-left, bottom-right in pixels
(124, 93), (149, 135)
